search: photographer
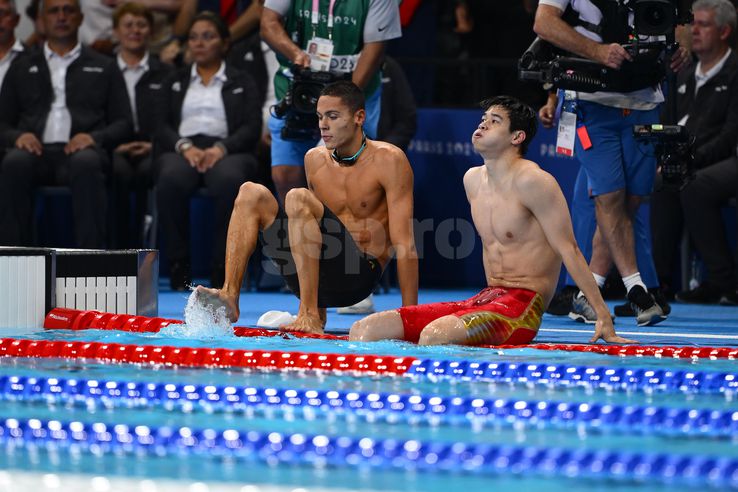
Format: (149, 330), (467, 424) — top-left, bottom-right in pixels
(533, 0), (689, 326)
(652, 0), (738, 305)
(259, 0), (401, 204)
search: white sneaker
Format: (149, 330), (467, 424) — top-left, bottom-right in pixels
(336, 294), (375, 315)
(256, 310), (297, 328)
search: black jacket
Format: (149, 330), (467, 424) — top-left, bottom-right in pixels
(116, 54), (174, 141)
(377, 56), (417, 151)
(156, 63), (262, 155)
(676, 51), (738, 169)
(0, 46), (132, 150)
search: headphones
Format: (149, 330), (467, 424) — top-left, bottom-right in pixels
(331, 133), (367, 165)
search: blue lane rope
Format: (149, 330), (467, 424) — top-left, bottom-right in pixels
(1, 417), (737, 488)
(408, 360), (738, 394)
(1, 375), (737, 439)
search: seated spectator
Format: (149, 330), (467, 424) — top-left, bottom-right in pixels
(160, 0), (267, 98)
(0, 0), (131, 248)
(0, 0), (24, 87)
(111, 2), (173, 247)
(651, 0), (738, 304)
(155, 11), (261, 291)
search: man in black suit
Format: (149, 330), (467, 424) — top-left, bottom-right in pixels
(650, 0), (738, 304)
(0, 0), (131, 248)
(110, 2), (173, 248)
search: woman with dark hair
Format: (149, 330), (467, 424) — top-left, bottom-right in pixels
(156, 11), (262, 290)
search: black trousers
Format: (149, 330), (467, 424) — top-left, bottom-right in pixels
(155, 142), (259, 268)
(112, 150), (152, 248)
(651, 157), (738, 291)
(0, 144), (108, 248)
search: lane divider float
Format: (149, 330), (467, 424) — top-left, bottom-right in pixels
(1, 374), (736, 438)
(0, 417), (736, 488)
(1, 338), (737, 395)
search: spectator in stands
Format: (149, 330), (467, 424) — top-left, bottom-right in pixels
(79, 0), (181, 57)
(161, 0), (267, 98)
(155, 11), (262, 291)
(0, 0), (23, 87)
(651, 0), (738, 304)
(111, 2), (173, 248)
(0, 0), (132, 248)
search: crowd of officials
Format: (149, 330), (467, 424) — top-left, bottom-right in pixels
(0, 0), (735, 320)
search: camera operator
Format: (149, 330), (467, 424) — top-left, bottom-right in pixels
(533, 0), (690, 326)
(260, 0), (401, 204)
(652, 0), (738, 305)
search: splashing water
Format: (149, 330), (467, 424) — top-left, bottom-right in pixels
(160, 289), (234, 339)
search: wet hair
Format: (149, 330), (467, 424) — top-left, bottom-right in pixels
(320, 81), (365, 114)
(189, 10), (230, 40)
(113, 2), (154, 29)
(480, 95), (538, 156)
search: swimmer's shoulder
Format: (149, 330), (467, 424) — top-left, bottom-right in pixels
(512, 158), (561, 195)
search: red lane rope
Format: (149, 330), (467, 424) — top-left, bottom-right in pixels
(43, 308), (738, 360)
(0, 337), (415, 374)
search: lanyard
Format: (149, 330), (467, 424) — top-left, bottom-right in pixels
(311, 0), (337, 40)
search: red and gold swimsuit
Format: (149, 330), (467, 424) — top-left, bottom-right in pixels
(397, 287), (545, 345)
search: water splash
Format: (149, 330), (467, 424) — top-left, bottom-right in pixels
(160, 289), (234, 339)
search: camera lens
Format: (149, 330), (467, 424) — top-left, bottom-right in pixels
(634, 0), (675, 35)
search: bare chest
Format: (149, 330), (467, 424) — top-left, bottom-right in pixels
(310, 166), (384, 217)
(470, 192), (533, 245)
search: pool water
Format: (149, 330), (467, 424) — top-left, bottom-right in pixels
(0, 327), (736, 491)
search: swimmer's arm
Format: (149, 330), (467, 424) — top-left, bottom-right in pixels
(381, 150), (418, 306)
(517, 170), (635, 344)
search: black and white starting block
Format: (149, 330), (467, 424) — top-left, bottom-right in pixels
(0, 247), (158, 331)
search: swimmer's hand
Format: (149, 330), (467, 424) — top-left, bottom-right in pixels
(590, 319), (637, 344)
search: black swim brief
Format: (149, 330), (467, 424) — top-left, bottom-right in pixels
(259, 204), (383, 307)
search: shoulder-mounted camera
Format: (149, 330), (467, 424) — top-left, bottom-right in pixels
(519, 0), (692, 93)
(272, 66), (351, 141)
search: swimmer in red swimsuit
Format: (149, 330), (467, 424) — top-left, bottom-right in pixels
(350, 96), (635, 346)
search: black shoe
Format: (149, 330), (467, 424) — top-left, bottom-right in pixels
(210, 264), (225, 289)
(627, 285), (666, 326)
(546, 285), (578, 315)
(614, 287), (671, 317)
(675, 283), (721, 304)
(169, 260), (191, 291)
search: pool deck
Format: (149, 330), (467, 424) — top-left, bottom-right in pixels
(159, 284), (738, 348)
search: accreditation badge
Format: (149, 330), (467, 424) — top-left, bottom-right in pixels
(307, 37), (334, 72)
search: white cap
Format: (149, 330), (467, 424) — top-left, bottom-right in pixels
(256, 310), (297, 328)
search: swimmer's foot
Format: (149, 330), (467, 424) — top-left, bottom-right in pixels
(280, 313), (325, 335)
(194, 285), (240, 323)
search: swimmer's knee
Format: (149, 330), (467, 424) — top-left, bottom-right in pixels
(348, 311), (404, 342)
(284, 188), (320, 218)
(236, 181), (273, 209)
(418, 316), (467, 346)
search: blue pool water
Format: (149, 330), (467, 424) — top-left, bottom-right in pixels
(0, 286), (736, 490)
(0, 321), (737, 492)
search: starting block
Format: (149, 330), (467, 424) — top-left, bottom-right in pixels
(0, 247), (158, 331)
